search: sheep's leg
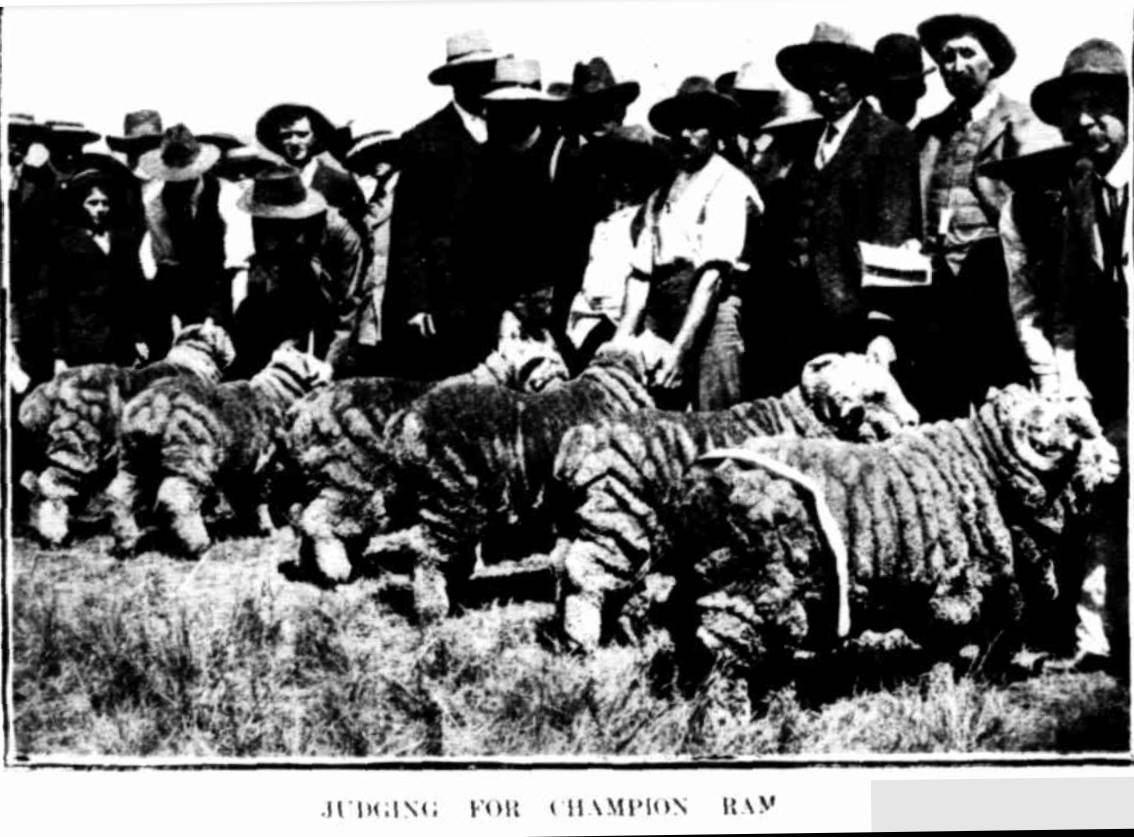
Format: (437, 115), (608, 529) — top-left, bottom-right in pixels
(27, 466), (78, 546)
(156, 476), (210, 556)
(297, 495), (353, 584)
(106, 469), (144, 555)
(364, 525), (451, 624)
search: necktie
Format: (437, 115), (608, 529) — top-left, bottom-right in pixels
(817, 123), (839, 169)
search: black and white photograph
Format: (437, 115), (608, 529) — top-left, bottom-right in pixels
(1, 0), (1131, 807)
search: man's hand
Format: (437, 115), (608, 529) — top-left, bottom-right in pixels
(134, 342), (150, 363)
(865, 335), (897, 368)
(9, 360), (30, 395)
(53, 359), (67, 376)
(499, 309), (523, 342)
(407, 312), (436, 339)
(657, 343), (685, 390)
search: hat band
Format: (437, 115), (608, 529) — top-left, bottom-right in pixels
(251, 177), (309, 208)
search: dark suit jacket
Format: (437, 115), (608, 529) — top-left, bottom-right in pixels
(772, 101), (921, 349)
(383, 103), (484, 337)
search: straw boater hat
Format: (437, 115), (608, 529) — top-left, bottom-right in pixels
(344, 130), (402, 173)
(106, 110), (163, 154)
(481, 58), (564, 103)
(874, 34), (934, 84)
(237, 166), (327, 219)
(138, 124), (222, 182)
(1031, 38), (1129, 126)
(568, 57), (641, 107)
(255, 103), (338, 155)
(917, 15), (1016, 78)
(44, 120), (101, 146)
(648, 75), (739, 136)
(428, 29), (508, 85)
(776, 22), (878, 92)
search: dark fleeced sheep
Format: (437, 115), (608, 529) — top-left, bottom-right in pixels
(551, 353), (920, 649)
(17, 322), (236, 545)
(658, 385), (1121, 687)
(279, 336), (570, 583)
(106, 346), (332, 557)
(360, 336), (666, 623)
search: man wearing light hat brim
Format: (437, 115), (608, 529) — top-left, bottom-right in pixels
(107, 110), (163, 156)
(237, 167), (328, 219)
(428, 29), (509, 85)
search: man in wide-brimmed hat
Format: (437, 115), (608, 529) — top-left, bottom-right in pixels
(255, 103), (367, 245)
(107, 110), (163, 168)
(563, 56), (641, 142)
(758, 22), (921, 398)
(41, 120), (101, 178)
(872, 34), (932, 128)
(137, 124), (254, 353)
(384, 29), (513, 378)
(996, 39), (1131, 675)
(713, 61), (788, 182)
(614, 75), (761, 409)
(914, 14), (1061, 418)
(230, 165), (365, 376)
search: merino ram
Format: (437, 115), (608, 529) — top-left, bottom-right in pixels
(17, 321), (236, 545)
(658, 385), (1120, 689)
(106, 345), (332, 556)
(551, 353), (920, 649)
(279, 335), (570, 583)
(359, 336), (666, 622)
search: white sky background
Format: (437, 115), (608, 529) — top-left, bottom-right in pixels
(2, 0), (1131, 145)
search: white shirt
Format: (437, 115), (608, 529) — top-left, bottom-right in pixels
(813, 100), (863, 170)
(631, 153), (762, 275)
(964, 85), (1000, 125)
(568, 204), (640, 346)
(453, 99), (488, 145)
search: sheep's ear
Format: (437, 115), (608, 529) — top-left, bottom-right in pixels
(19, 470), (40, 496)
(203, 316), (215, 328)
(171, 314), (184, 338)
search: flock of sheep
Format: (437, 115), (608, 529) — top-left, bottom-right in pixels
(16, 322), (1120, 699)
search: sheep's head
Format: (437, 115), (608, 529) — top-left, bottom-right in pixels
(168, 319), (237, 379)
(592, 332), (670, 388)
(800, 353), (920, 441)
(501, 331), (571, 393)
(985, 385), (1120, 501)
(268, 344), (334, 392)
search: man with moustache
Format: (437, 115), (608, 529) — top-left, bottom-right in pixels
(614, 76), (762, 409)
(999, 39), (1130, 673)
(759, 23), (920, 398)
(915, 14), (1060, 416)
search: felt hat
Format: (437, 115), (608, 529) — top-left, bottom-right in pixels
(481, 58), (564, 103)
(568, 57), (641, 107)
(106, 109), (163, 153)
(8, 113), (49, 143)
(648, 75), (739, 136)
(196, 132), (246, 152)
(760, 86), (822, 132)
(874, 33), (934, 83)
(1031, 38), (1129, 126)
(214, 146), (288, 182)
(776, 22), (878, 92)
(428, 29), (508, 85)
(255, 103), (338, 155)
(137, 124), (222, 182)
(917, 15), (1016, 78)
(237, 166), (327, 219)
(44, 120), (101, 146)
(344, 130), (402, 173)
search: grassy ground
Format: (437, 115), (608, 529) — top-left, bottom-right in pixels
(8, 530), (1129, 759)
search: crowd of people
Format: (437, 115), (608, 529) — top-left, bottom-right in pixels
(6, 15), (1129, 670)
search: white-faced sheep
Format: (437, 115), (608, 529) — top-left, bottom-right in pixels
(359, 335), (667, 623)
(17, 321), (236, 545)
(106, 345), (332, 557)
(657, 385), (1120, 692)
(551, 353), (920, 650)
